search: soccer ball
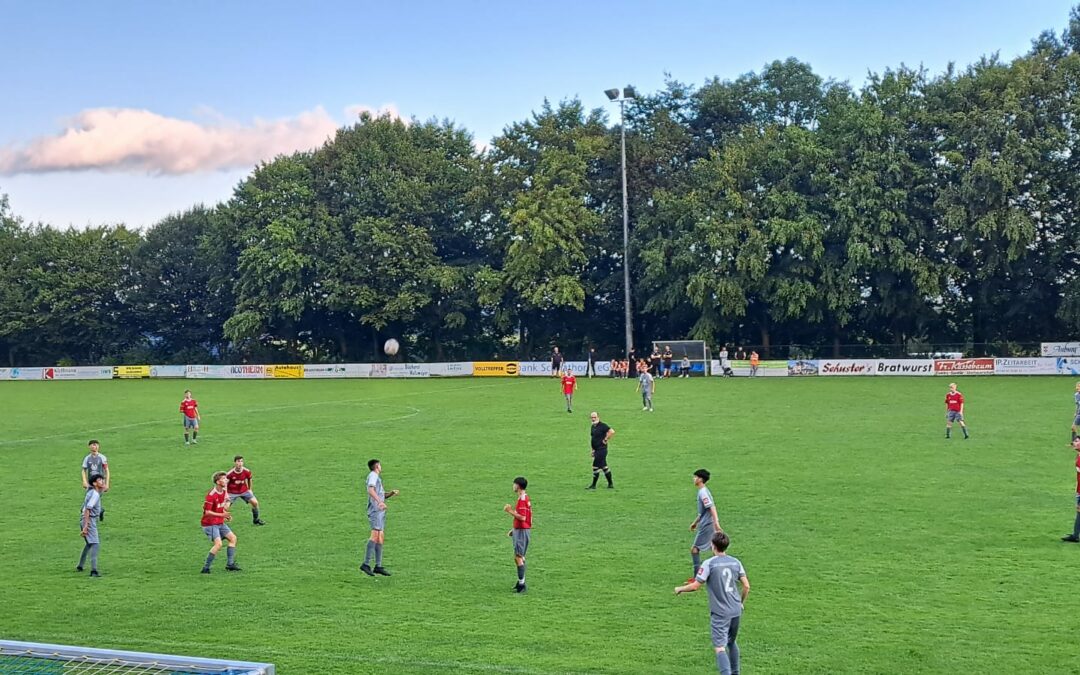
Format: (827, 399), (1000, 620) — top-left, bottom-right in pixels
(383, 339), (400, 356)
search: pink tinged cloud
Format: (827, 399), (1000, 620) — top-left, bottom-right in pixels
(0, 107), (345, 175)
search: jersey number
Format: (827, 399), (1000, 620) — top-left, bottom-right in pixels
(721, 568), (736, 593)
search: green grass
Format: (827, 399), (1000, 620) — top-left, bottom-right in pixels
(1, 376), (1078, 674)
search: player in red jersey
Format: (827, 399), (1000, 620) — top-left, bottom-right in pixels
(180, 390), (201, 445)
(561, 369), (578, 413)
(226, 455), (266, 526)
(201, 471), (239, 573)
(1062, 438), (1080, 542)
(503, 476), (532, 593)
(945, 382), (969, 439)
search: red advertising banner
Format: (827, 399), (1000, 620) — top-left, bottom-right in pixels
(933, 358), (995, 375)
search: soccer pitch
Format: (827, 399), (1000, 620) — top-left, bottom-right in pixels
(1, 376), (1076, 673)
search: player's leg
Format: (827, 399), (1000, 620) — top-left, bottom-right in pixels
(247, 494), (265, 525)
(602, 462), (613, 488)
(77, 539), (91, 571)
(726, 616), (741, 675)
(711, 616), (733, 675)
(958, 416), (969, 439)
(945, 413), (953, 438)
(690, 545), (702, 581)
(203, 530), (222, 573)
(361, 528), (378, 574)
(192, 419), (199, 443)
(373, 528), (390, 575)
(224, 527), (239, 570)
(184, 418), (191, 445)
(1073, 417), (1079, 441)
(1063, 496), (1080, 542)
(89, 542), (100, 576)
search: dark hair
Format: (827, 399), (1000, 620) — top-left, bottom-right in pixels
(694, 469), (710, 483)
(212, 471), (227, 484)
(234, 455), (243, 462)
(88, 473), (104, 486)
(184, 389), (191, 394)
(711, 531), (730, 552)
(513, 476), (528, 489)
(368, 459), (380, 471)
(88, 440), (99, 446)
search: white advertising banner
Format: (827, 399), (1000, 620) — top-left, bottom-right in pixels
(427, 362), (474, 377)
(150, 365), (187, 378)
(42, 366), (114, 380)
(517, 361), (552, 377)
(1055, 358), (1080, 375)
(303, 364), (352, 379)
(818, 360), (877, 376)
(224, 365), (267, 379)
(186, 365), (229, 379)
(1042, 342), (1080, 357)
(876, 359), (935, 376)
(993, 358), (1058, 375)
(1, 367), (44, 380)
(386, 363), (431, 378)
(592, 361), (611, 377)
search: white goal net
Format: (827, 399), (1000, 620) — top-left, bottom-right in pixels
(0, 640), (274, 675)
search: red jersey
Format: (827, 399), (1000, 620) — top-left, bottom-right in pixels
(513, 493), (532, 529)
(201, 489), (228, 526)
(1075, 453), (1080, 494)
(945, 392), (964, 412)
(561, 374), (576, 394)
(226, 468), (252, 495)
(180, 399), (199, 419)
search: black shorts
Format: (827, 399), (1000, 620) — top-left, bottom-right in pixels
(592, 450), (608, 468)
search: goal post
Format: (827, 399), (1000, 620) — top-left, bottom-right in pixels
(650, 340), (710, 376)
(0, 639), (275, 675)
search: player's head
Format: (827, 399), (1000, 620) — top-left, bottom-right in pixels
(368, 458), (381, 472)
(88, 473), (105, 489)
(589, 411), (600, 424)
(711, 531), (731, 553)
(87, 440), (99, 452)
(1075, 381), (1080, 392)
(233, 455), (244, 467)
(949, 382), (957, 392)
(212, 471), (227, 487)
(513, 476), (527, 492)
(1073, 437), (1080, 451)
(693, 469), (710, 486)
(184, 389), (192, 399)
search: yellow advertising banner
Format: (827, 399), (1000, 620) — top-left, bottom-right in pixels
(113, 365), (151, 379)
(267, 364), (305, 379)
(472, 361), (519, 377)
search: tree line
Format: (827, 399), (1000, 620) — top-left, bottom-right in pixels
(3, 10), (1080, 367)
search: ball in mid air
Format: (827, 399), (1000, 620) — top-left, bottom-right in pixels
(384, 339), (400, 356)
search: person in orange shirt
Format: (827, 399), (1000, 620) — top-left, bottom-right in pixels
(749, 351), (760, 377)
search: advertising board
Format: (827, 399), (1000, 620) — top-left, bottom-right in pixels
(43, 366), (114, 380)
(993, 358), (1057, 375)
(876, 359), (934, 376)
(472, 362), (520, 377)
(266, 364), (304, 379)
(787, 360), (820, 376)
(818, 360), (877, 376)
(1041, 342), (1080, 357)
(150, 365), (187, 378)
(113, 365), (151, 379)
(933, 358), (995, 375)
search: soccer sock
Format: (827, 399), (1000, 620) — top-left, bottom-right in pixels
(728, 643), (740, 675)
(1073, 512), (1080, 538)
(193, 430), (198, 440)
(945, 427), (950, 438)
(89, 544), (99, 572)
(590, 470), (600, 488)
(184, 433), (189, 443)
(962, 426), (969, 438)
(715, 649), (732, 675)
(79, 543), (91, 568)
(252, 507), (260, 523)
(516, 563), (525, 583)
(364, 541), (375, 566)
(691, 551), (701, 578)
(204, 552), (216, 569)
(226, 545), (236, 565)
(603, 469), (613, 487)
(375, 543), (383, 566)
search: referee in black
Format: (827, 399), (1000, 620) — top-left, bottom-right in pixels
(587, 411), (615, 489)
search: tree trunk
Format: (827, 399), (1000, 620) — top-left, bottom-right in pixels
(760, 324), (771, 360)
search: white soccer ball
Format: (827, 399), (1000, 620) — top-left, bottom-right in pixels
(383, 339), (400, 356)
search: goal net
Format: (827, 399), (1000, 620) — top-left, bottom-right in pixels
(0, 640), (274, 675)
(649, 340), (710, 376)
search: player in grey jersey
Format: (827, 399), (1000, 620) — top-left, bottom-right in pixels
(360, 458), (399, 577)
(688, 469), (722, 582)
(81, 440), (110, 522)
(636, 370), (655, 411)
(77, 474), (106, 577)
(675, 531), (750, 675)
(1072, 382), (1079, 442)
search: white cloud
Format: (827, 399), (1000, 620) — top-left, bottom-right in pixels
(0, 106), (343, 175)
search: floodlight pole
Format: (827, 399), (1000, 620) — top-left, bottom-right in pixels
(607, 87), (635, 358)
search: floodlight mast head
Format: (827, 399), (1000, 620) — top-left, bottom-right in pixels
(605, 88), (620, 101)
(623, 86), (636, 99)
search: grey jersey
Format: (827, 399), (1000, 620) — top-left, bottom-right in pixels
(696, 554), (746, 619)
(1075, 391), (1079, 415)
(366, 471), (384, 515)
(82, 453), (107, 476)
(697, 486), (716, 530)
(639, 372), (654, 392)
(81, 488), (102, 518)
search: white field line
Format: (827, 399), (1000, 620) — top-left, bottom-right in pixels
(0, 381), (517, 447)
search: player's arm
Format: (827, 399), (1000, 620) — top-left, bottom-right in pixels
(103, 463), (110, 491)
(605, 428), (615, 443)
(674, 579), (702, 594)
(739, 573), (750, 603)
(81, 467), (89, 489)
(709, 505), (721, 532)
(204, 501), (230, 520)
(503, 504), (525, 521)
(385, 488), (399, 499)
(81, 505), (92, 534)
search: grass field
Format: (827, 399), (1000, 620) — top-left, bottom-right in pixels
(2, 375), (1078, 674)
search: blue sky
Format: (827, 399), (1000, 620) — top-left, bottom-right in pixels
(1, 0), (1076, 228)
